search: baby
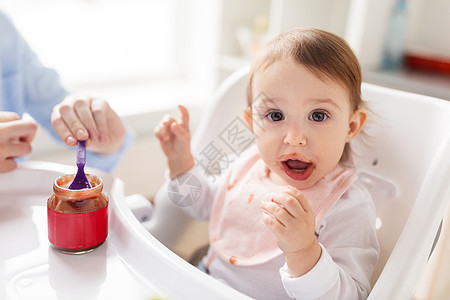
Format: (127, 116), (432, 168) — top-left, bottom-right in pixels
(154, 28), (379, 299)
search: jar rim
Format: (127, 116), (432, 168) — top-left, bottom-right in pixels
(53, 174), (103, 197)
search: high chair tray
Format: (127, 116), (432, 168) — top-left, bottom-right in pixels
(0, 161), (250, 300)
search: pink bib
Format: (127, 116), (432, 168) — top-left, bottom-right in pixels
(208, 149), (357, 266)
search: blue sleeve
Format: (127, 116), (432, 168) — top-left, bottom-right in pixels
(0, 10), (69, 133)
(1, 10), (134, 172)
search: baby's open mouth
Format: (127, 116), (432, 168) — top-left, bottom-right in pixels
(284, 160), (310, 172)
(281, 159), (314, 181)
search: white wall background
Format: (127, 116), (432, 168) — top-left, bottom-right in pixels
(1, 0), (449, 197)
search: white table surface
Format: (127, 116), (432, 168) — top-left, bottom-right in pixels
(0, 161), (156, 300)
(0, 161), (251, 300)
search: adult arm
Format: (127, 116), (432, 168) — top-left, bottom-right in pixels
(0, 11), (133, 172)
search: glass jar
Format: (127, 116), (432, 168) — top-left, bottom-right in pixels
(47, 174), (108, 254)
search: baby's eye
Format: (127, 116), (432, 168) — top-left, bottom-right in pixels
(266, 111), (285, 122)
(309, 111), (329, 122)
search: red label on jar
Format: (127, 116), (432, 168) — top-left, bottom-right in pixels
(48, 203), (108, 250)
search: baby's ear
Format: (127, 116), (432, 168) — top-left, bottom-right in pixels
(346, 108), (367, 142)
(243, 107), (253, 132)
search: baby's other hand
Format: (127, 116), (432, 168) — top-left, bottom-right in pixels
(154, 105), (194, 179)
(260, 187), (316, 254)
(260, 187), (321, 277)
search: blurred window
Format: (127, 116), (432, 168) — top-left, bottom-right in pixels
(2, 0), (177, 86)
(1, 0), (219, 116)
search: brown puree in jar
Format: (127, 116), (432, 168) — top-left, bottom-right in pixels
(47, 174), (108, 214)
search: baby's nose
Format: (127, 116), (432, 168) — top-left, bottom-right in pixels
(283, 127), (307, 146)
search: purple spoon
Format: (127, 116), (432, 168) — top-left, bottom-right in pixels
(68, 141), (92, 190)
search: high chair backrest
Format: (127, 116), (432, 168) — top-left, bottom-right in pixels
(151, 67), (450, 299)
(360, 82), (450, 299)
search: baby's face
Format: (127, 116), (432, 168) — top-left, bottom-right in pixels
(248, 59), (360, 189)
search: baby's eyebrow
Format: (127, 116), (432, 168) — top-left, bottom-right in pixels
(251, 94), (342, 111)
(252, 95), (281, 108)
(311, 98), (342, 111)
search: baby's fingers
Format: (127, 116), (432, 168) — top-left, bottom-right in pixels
(156, 116), (176, 142)
(282, 187), (313, 214)
(154, 119), (189, 144)
(261, 208), (287, 240)
(260, 200), (292, 227)
(262, 210), (279, 226)
(178, 105), (190, 133)
(154, 123), (170, 143)
(162, 115), (177, 130)
(168, 123), (188, 143)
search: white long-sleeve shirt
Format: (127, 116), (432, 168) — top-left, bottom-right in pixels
(170, 147), (379, 299)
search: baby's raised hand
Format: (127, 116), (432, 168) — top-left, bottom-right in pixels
(154, 105), (194, 179)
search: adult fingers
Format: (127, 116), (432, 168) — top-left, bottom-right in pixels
(0, 120), (37, 143)
(0, 111), (20, 123)
(59, 96), (91, 140)
(51, 100), (88, 146)
(0, 158), (18, 173)
(90, 98), (110, 143)
(72, 97), (99, 141)
(0, 141), (33, 158)
(17, 120), (38, 143)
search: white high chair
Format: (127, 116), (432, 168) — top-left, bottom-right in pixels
(148, 67), (450, 299)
